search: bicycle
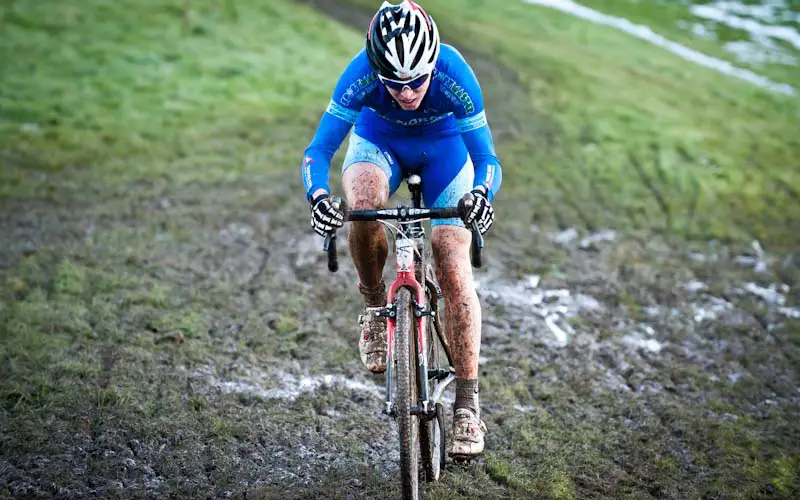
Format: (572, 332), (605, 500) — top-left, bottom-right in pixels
(322, 174), (483, 500)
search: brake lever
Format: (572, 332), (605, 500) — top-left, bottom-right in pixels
(470, 221), (483, 268)
(458, 193), (483, 269)
(322, 196), (345, 273)
(324, 232), (338, 272)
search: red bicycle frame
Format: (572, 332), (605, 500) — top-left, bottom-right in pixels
(384, 236), (430, 415)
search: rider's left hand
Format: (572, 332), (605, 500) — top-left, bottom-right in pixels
(463, 188), (494, 234)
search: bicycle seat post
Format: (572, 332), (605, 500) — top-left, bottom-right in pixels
(405, 174), (425, 242)
(407, 174), (422, 209)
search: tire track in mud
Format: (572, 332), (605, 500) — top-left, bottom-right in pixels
(6, 163), (797, 497)
(3, 171), (798, 496)
(176, 178), (800, 496)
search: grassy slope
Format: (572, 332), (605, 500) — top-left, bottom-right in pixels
(2, 0), (799, 243)
(577, 0), (800, 91)
(0, 0), (354, 192)
(1, 0), (799, 498)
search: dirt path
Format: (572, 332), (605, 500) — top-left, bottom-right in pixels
(3, 142), (798, 500)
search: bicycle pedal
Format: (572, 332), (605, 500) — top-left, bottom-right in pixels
(427, 369), (451, 380)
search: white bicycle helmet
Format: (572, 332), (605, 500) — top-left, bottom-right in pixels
(365, 0), (440, 81)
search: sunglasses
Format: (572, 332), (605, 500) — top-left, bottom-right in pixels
(379, 72), (429, 91)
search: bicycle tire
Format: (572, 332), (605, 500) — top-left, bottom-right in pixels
(419, 286), (443, 482)
(394, 288), (420, 499)
(435, 402), (446, 471)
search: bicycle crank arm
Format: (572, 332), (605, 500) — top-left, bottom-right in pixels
(427, 368), (453, 381)
(431, 373), (456, 405)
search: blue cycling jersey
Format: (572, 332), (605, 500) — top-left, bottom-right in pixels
(301, 44), (503, 201)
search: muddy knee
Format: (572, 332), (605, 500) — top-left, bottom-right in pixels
(432, 226), (473, 293)
(343, 162), (389, 210)
(345, 163), (390, 289)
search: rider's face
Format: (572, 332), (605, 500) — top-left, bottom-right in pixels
(384, 74), (432, 111)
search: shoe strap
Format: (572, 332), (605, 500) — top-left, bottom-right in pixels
(454, 408), (478, 420)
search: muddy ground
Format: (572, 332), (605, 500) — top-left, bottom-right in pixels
(3, 162), (798, 499)
(2, 1), (799, 499)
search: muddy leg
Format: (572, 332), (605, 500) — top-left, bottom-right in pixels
(432, 226), (481, 411)
(342, 163), (390, 305)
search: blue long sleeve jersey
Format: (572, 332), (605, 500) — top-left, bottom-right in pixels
(301, 44), (503, 202)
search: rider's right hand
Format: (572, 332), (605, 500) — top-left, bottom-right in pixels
(310, 193), (344, 236)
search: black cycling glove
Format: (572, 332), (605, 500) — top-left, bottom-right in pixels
(310, 193), (344, 236)
(463, 189), (494, 234)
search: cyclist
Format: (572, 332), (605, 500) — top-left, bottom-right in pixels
(300, 0), (502, 459)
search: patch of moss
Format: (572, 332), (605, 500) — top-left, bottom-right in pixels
(273, 314), (298, 335)
(484, 454), (533, 491)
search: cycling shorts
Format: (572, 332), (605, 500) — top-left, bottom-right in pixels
(342, 128), (473, 228)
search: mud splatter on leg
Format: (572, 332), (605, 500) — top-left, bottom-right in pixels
(343, 163), (390, 304)
(432, 225), (481, 379)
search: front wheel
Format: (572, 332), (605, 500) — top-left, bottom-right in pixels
(394, 288), (419, 499)
(420, 287), (444, 482)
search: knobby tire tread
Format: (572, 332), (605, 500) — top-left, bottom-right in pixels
(395, 288), (419, 499)
(419, 285), (442, 482)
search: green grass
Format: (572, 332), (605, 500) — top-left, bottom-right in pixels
(0, 0), (358, 192)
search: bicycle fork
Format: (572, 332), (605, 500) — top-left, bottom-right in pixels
(382, 237), (432, 418)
